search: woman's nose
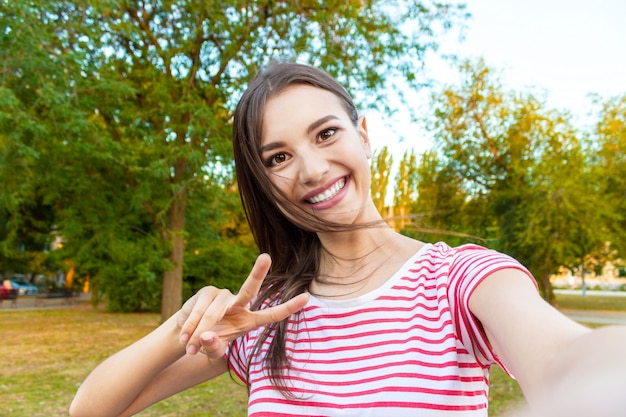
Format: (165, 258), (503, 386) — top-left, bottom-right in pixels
(297, 150), (329, 185)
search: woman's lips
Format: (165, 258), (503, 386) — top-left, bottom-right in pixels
(304, 177), (347, 205)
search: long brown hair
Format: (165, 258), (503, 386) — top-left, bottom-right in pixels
(231, 62), (360, 395)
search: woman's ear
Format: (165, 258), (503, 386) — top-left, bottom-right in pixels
(358, 116), (372, 159)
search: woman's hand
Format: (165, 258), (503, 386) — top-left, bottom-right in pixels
(177, 253), (309, 358)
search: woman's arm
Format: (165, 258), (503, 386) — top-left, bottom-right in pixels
(470, 269), (626, 416)
(69, 312), (228, 417)
(532, 324), (626, 417)
(70, 254), (309, 417)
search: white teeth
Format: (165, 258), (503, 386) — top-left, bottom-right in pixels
(307, 178), (346, 204)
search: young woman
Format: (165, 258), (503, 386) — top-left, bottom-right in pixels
(70, 63), (626, 417)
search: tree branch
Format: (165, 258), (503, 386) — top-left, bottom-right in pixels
(474, 111), (509, 174)
(124, 5), (172, 78)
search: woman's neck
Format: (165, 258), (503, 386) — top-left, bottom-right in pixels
(311, 226), (424, 299)
(317, 222), (396, 260)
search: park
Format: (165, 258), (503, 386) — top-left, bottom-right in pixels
(2, 291), (625, 416)
(1, 1), (626, 416)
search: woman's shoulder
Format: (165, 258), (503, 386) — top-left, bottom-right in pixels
(423, 241), (498, 256)
(417, 241), (521, 268)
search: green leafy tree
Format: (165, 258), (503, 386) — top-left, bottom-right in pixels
(426, 59), (602, 302)
(393, 150), (419, 231)
(410, 149), (474, 245)
(593, 94), (626, 258)
(497, 115), (602, 302)
(370, 146), (393, 216)
(1, 1), (466, 318)
(183, 177), (258, 300)
(0, 1), (91, 282)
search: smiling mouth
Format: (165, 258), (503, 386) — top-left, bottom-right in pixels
(306, 178), (347, 204)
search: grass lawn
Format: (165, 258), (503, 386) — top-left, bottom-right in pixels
(1, 292), (623, 416)
(554, 291), (626, 311)
(0, 305), (248, 417)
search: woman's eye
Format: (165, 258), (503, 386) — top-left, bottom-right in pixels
(265, 153), (287, 167)
(319, 128), (337, 142)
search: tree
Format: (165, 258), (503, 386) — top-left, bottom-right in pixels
(1, 0), (467, 319)
(183, 179), (258, 300)
(393, 150), (419, 231)
(497, 115), (602, 302)
(0, 1), (91, 282)
(593, 94), (626, 259)
(425, 59), (602, 302)
(370, 146), (393, 216)
(410, 149), (474, 245)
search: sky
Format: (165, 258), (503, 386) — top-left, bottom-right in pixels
(368, 0), (626, 156)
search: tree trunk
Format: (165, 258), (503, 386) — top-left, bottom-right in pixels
(542, 268), (556, 306)
(161, 195), (186, 321)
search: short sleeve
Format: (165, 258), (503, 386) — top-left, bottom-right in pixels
(446, 244), (536, 375)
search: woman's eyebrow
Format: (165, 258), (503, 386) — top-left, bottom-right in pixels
(260, 141), (285, 154)
(260, 115), (341, 154)
(306, 115), (340, 135)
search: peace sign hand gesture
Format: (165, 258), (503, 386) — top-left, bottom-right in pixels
(177, 254), (309, 359)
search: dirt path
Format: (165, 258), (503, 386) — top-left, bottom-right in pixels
(4, 291), (626, 326)
(0, 293), (92, 311)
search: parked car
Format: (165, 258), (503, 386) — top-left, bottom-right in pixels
(1, 280), (19, 300)
(10, 279), (38, 295)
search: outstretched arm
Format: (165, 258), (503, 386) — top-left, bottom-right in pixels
(470, 269), (626, 417)
(70, 254), (309, 417)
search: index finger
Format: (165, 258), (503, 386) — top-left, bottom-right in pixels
(230, 253), (272, 308)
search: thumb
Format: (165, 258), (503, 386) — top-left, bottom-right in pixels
(253, 292), (310, 328)
(198, 331), (227, 360)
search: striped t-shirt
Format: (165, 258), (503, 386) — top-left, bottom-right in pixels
(227, 242), (533, 416)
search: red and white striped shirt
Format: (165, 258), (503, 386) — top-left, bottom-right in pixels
(227, 242), (534, 416)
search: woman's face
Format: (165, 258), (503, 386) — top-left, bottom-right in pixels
(260, 84), (375, 227)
